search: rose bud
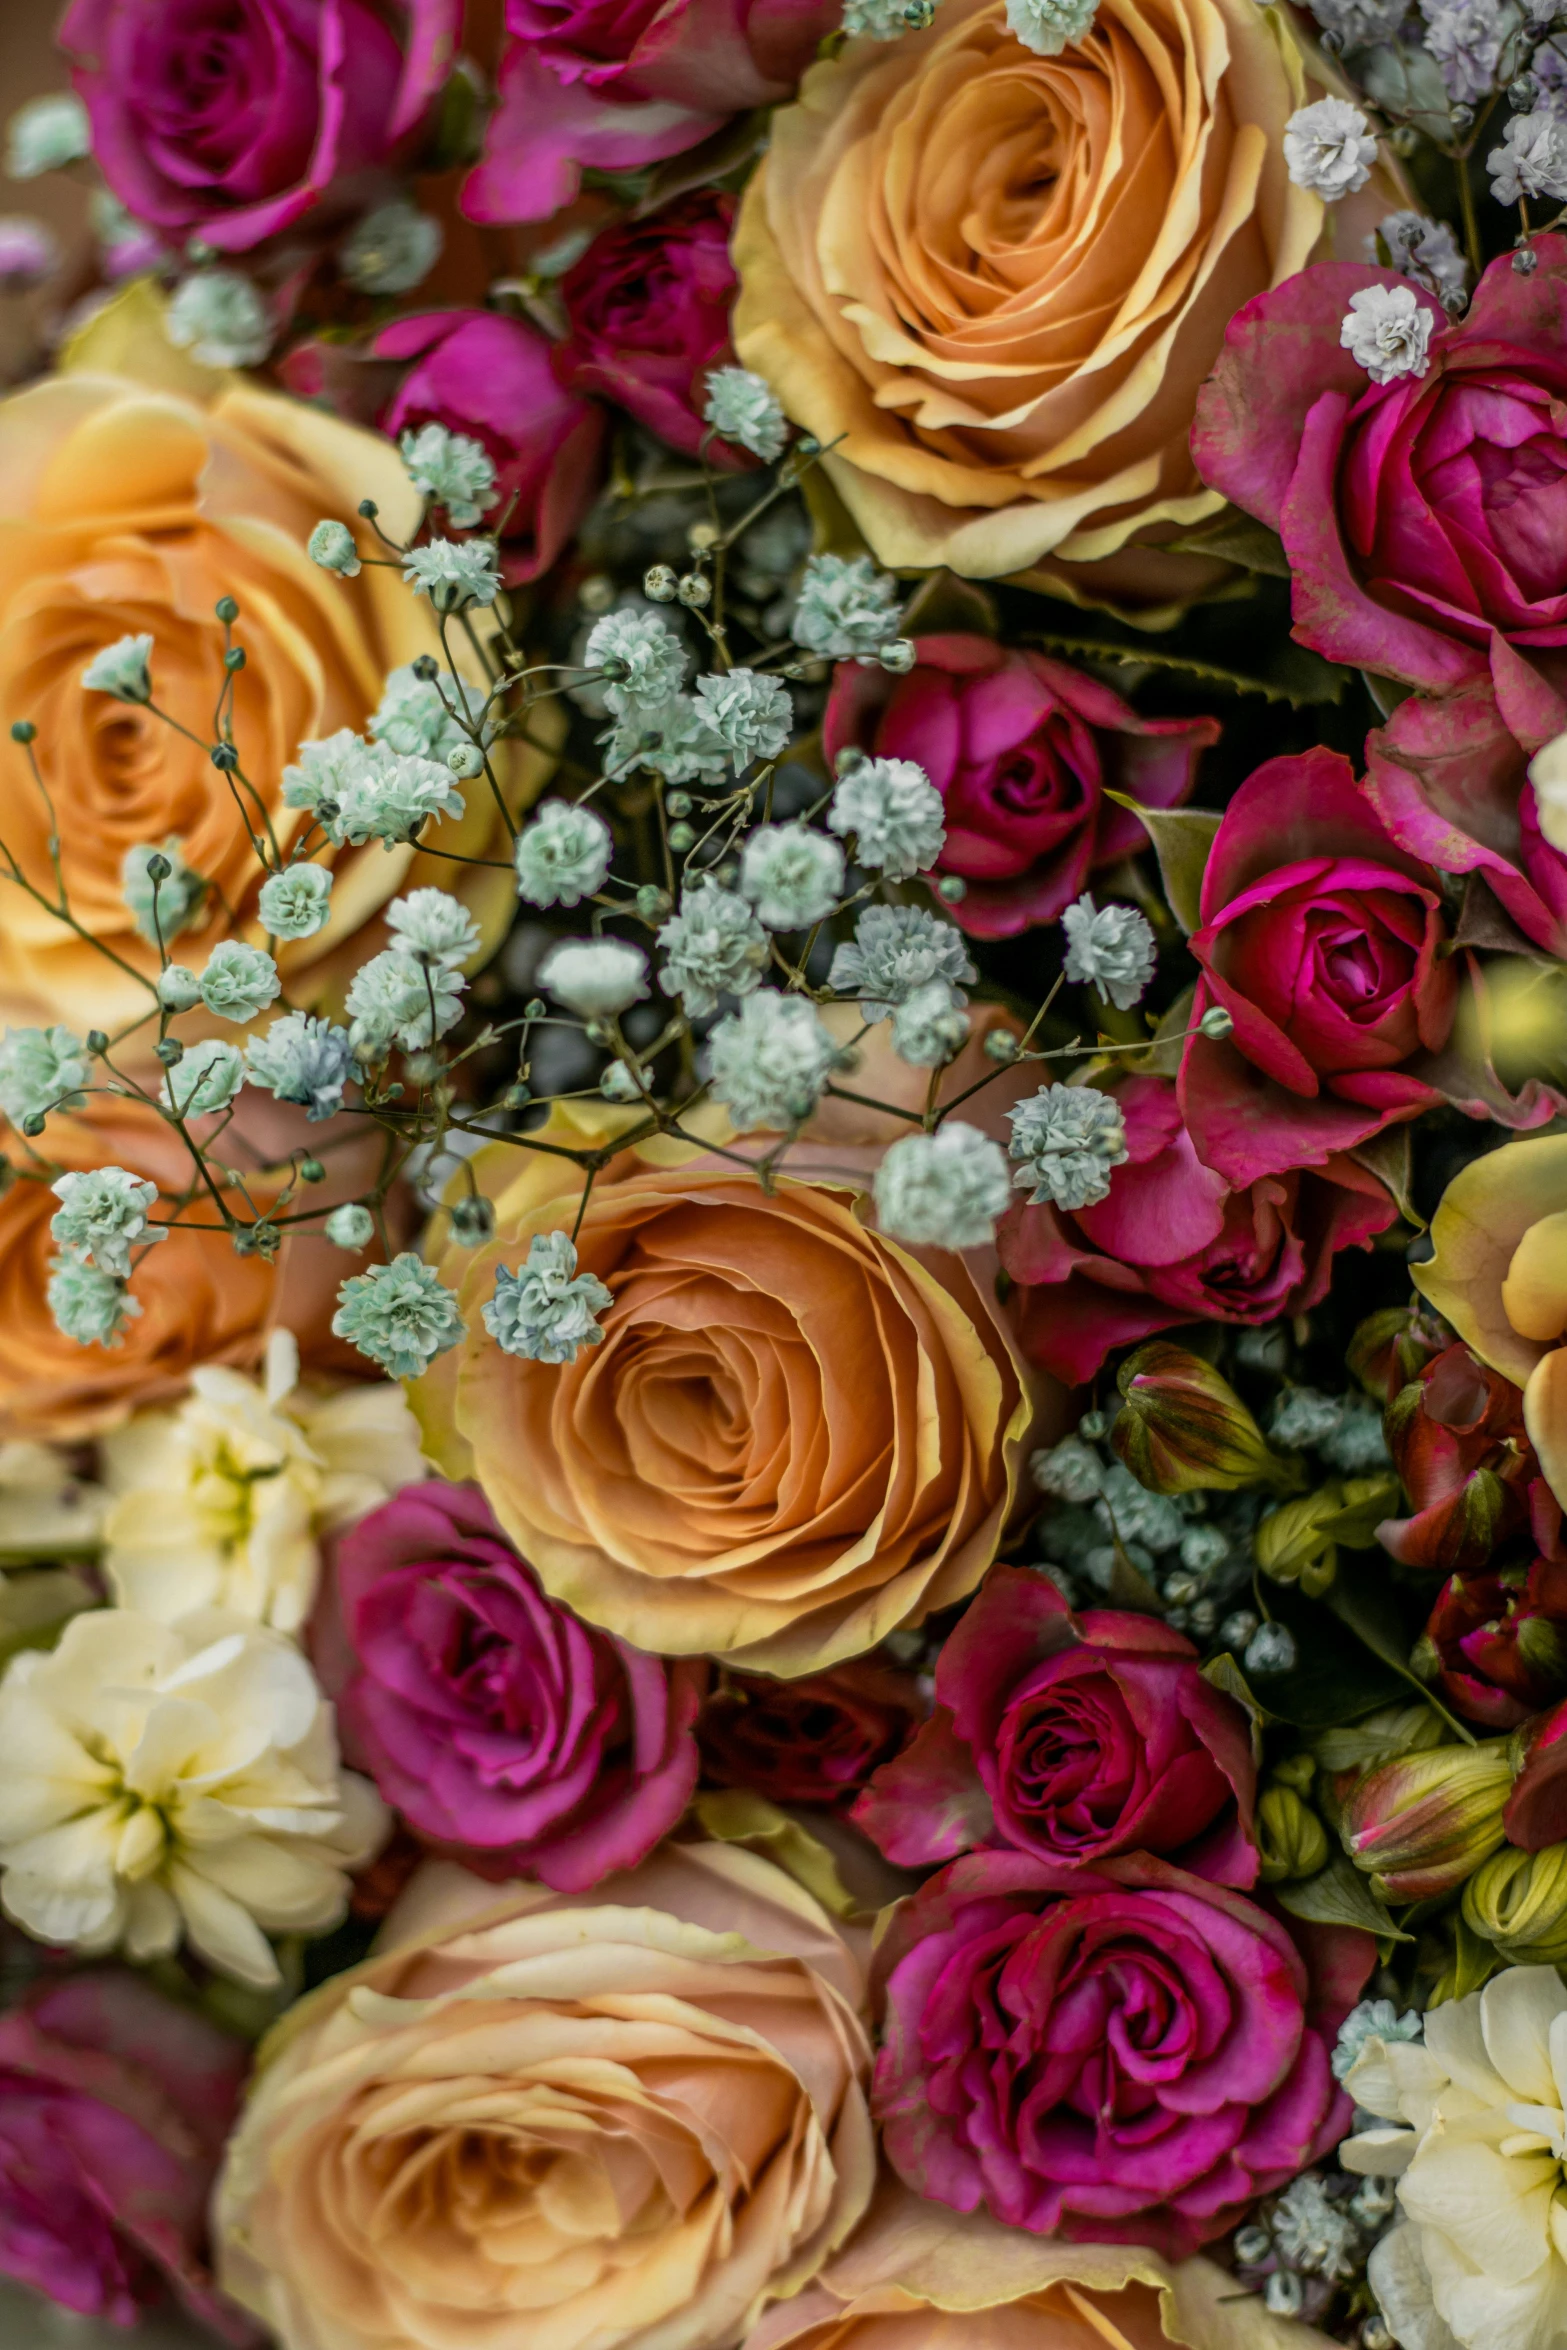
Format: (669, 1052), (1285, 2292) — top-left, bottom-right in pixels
(1255, 1783), (1330, 1883)
(1346, 1303), (1448, 1406)
(1415, 1557), (1567, 1730)
(1504, 1697), (1567, 1851)
(1111, 1341), (1299, 1496)
(1341, 1742), (1514, 1902)
(1462, 1842), (1567, 1966)
(1378, 1342), (1537, 1572)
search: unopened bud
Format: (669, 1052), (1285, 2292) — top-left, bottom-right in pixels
(677, 571), (712, 609)
(1341, 1741), (1513, 1902)
(1256, 1784), (1330, 1884)
(878, 638), (916, 674)
(643, 564), (678, 602)
(668, 820), (696, 851)
(1197, 1002), (1233, 1040)
(214, 595), (240, 624)
(635, 883), (670, 923)
(1346, 1303), (1445, 1405)
(9, 720), (35, 744)
(1463, 1842), (1567, 1965)
(449, 1195), (496, 1247)
(1111, 1340), (1299, 1496)
(447, 741), (485, 778)
(299, 1157), (326, 1184)
(936, 874), (966, 902)
(412, 654), (439, 683)
(983, 1029), (1019, 1063)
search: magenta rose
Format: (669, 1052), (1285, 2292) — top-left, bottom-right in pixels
(558, 192), (741, 459)
(320, 1480), (704, 1891)
(699, 1660), (925, 1809)
(999, 1074), (1397, 1385)
(1178, 746), (1458, 1187)
(823, 637), (1217, 939)
(854, 1566), (1257, 1886)
(1192, 240), (1567, 706)
(0, 1970), (251, 2336)
(62, 0), (457, 253)
(464, 0), (841, 222)
(374, 310), (606, 584)
(872, 1848), (1372, 2257)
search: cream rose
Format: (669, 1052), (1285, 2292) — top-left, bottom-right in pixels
(214, 1843), (876, 2350)
(732, 0), (1323, 596)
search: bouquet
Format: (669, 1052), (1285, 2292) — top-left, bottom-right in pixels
(2, 2), (1567, 2346)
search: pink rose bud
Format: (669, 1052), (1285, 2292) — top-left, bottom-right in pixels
(1341, 1741), (1514, 1901)
(1111, 1340), (1299, 1495)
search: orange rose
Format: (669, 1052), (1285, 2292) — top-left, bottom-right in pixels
(0, 284), (548, 1038)
(411, 1103), (1035, 1675)
(214, 1844), (876, 2350)
(732, 0), (1323, 598)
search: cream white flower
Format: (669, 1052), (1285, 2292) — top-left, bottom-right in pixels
(1342, 1963), (1567, 2350)
(0, 1607), (386, 1986)
(0, 1439), (104, 1564)
(100, 1330), (427, 1633)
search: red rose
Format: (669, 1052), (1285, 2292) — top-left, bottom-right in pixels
(558, 194), (742, 460)
(698, 1660), (925, 1808)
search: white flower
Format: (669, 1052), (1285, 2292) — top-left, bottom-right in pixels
(308, 519), (361, 577)
(333, 1253), (464, 1379)
(49, 1168), (165, 1279)
(1307, 0), (1407, 44)
(5, 93), (90, 178)
(707, 989), (839, 1131)
(324, 1203), (375, 1251)
(586, 609), (689, 717)
(1032, 1435), (1104, 1502)
(340, 198), (443, 294)
(1333, 1995), (1423, 2082)
(369, 663), (488, 762)
(162, 1038), (246, 1118)
(1270, 1386), (1346, 1451)
(157, 964), (202, 1011)
(284, 735), (465, 849)
(1489, 111), (1567, 206)
(1062, 892), (1157, 1008)
(514, 800), (614, 908)
(47, 1256), (136, 1349)
(1371, 210), (1469, 308)
(102, 1331), (426, 1633)
(827, 902), (975, 1020)
(1341, 1966), (1567, 2350)
(1423, 0), (1504, 103)
(0, 1606), (385, 1986)
(694, 668), (794, 772)
(258, 862), (333, 940)
(1269, 2175), (1361, 2284)
(890, 977), (970, 1066)
(245, 1013), (355, 1121)
(790, 555), (902, 661)
(874, 1123), (1012, 1250)
(828, 755), (946, 877)
(1321, 1391), (1391, 1472)
(1007, 1082), (1128, 1210)
(1341, 283), (1436, 384)
(482, 1233), (615, 1366)
(347, 948), (466, 1055)
(1005, 0), (1097, 52)
(82, 632), (153, 703)
(703, 366), (789, 460)
(656, 877), (768, 1015)
(386, 887), (481, 972)
(199, 940), (281, 1022)
(122, 838), (205, 941)
(1283, 98), (1377, 199)
(1244, 1620), (1297, 1673)
(0, 1027), (89, 1127)
(841, 0), (931, 34)
(166, 269), (272, 369)
(402, 538), (502, 612)
(605, 694), (730, 786)
(740, 823), (845, 929)
(399, 423), (497, 527)
(538, 938), (650, 1020)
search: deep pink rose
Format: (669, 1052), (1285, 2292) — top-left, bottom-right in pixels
(374, 309), (606, 583)
(999, 1074), (1397, 1386)
(854, 1565), (1257, 1886)
(872, 1848), (1372, 2258)
(1192, 240), (1567, 704)
(823, 637), (1217, 939)
(321, 1480), (704, 1892)
(464, 0), (840, 222)
(558, 192), (741, 459)
(1178, 746), (1458, 1186)
(62, 0), (458, 253)
(0, 1971), (251, 2336)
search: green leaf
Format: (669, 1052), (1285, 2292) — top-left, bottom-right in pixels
(900, 569), (1000, 639)
(1276, 1853), (1412, 1942)
(1350, 1124), (1424, 1232)
(1164, 510), (1292, 577)
(1243, 1578), (1407, 1727)
(1322, 1555), (1477, 1743)
(1104, 795), (1219, 934)
(1022, 629), (1344, 707)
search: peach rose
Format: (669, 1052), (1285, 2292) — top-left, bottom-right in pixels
(410, 1099), (1034, 1675)
(1416, 1136), (1567, 1516)
(731, 0), (1323, 596)
(743, 2176), (1334, 2350)
(0, 284), (548, 1037)
(213, 1843), (876, 2350)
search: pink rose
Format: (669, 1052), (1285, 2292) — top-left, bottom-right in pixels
(854, 1565), (1257, 1885)
(1179, 746), (1458, 1187)
(318, 1480), (704, 1891)
(374, 309), (606, 584)
(1192, 240), (1567, 706)
(464, 0), (839, 222)
(62, 0), (458, 253)
(998, 1074), (1397, 1386)
(872, 1848), (1372, 2258)
(823, 637), (1216, 940)
(558, 192), (742, 459)
(0, 1970), (251, 2336)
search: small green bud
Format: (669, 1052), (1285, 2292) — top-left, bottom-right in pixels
(937, 874), (966, 902)
(524, 999), (546, 1022)
(210, 742), (239, 772)
(983, 1030), (1019, 1064)
(635, 883), (671, 922)
(299, 1157), (326, 1184)
(224, 646), (246, 672)
(447, 741), (485, 779)
(644, 564), (678, 602)
(215, 595), (240, 624)
(877, 638), (916, 675)
(9, 720), (35, 744)
(412, 654), (439, 683)
(1256, 1785), (1330, 1884)
(145, 852), (172, 883)
(1197, 1003), (1233, 1040)
(450, 1195), (496, 1247)
(85, 1030), (108, 1056)
(1463, 1842), (1567, 1964)
(20, 1112), (45, 1138)
(503, 1082), (532, 1109)
(668, 820), (696, 851)
(358, 498), (379, 520)
(665, 791), (692, 819)
(677, 572), (712, 610)
(155, 1037), (185, 1067)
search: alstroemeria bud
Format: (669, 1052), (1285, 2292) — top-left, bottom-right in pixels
(1341, 1741), (1513, 1901)
(1255, 1475), (1400, 1600)
(1504, 1696), (1567, 1851)
(1256, 1784), (1330, 1883)
(1463, 1841), (1567, 1965)
(1111, 1342), (1299, 1496)
(1346, 1303), (1446, 1406)
(1378, 1342), (1535, 1572)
